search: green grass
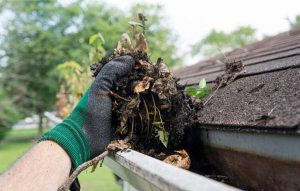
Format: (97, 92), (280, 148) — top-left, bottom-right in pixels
(6, 128), (39, 138)
(79, 167), (121, 191)
(0, 129), (121, 191)
(0, 141), (34, 172)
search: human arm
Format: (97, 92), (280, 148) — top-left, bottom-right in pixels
(0, 55), (134, 191)
(0, 141), (71, 191)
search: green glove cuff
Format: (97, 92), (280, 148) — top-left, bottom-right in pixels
(39, 92), (91, 168)
(40, 119), (90, 168)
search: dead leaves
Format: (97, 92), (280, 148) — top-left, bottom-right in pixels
(156, 58), (170, 74)
(134, 33), (148, 52)
(216, 58), (245, 88)
(92, 140), (131, 173)
(151, 60), (177, 100)
(134, 76), (153, 93)
(116, 32), (148, 54)
(136, 59), (152, 70)
(163, 149), (191, 170)
(107, 140), (131, 151)
(96, 15), (192, 170)
(118, 95), (140, 134)
(113, 31), (148, 57)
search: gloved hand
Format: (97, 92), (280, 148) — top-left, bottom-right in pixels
(39, 55), (134, 169)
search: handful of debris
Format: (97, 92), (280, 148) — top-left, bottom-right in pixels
(58, 14), (200, 191)
(90, 14), (201, 165)
(91, 43), (198, 159)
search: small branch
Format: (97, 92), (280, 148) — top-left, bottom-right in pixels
(109, 91), (131, 102)
(58, 151), (109, 191)
(151, 94), (165, 131)
(142, 97), (150, 137)
(130, 117), (134, 139)
(268, 106), (277, 116)
(203, 85), (221, 106)
(138, 112), (145, 133)
(151, 94), (157, 123)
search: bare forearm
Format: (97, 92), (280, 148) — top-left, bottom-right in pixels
(0, 140), (71, 191)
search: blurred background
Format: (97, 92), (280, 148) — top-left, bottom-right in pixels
(0, 0), (299, 190)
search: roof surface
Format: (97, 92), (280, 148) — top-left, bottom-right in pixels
(174, 27), (300, 130)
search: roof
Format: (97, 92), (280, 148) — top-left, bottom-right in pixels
(174, 27), (300, 131)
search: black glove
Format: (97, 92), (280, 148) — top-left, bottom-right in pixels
(40, 56), (134, 190)
(85, 55), (135, 158)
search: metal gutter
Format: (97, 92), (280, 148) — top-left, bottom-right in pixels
(197, 127), (300, 190)
(200, 128), (300, 162)
(44, 112), (240, 191)
(104, 149), (239, 191)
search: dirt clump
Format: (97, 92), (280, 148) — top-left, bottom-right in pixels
(216, 58), (244, 87)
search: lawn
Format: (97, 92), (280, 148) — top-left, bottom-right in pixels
(0, 129), (121, 191)
(6, 128), (39, 138)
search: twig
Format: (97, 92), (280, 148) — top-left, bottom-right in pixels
(203, 85), (221, 106)
(109, 91), (131, 102)
(142, 97), (150, 137)
(151, 94), (158, 127)
(130, 117), (135, 139)
(268, 106), (277, 116)
(58, 151), (109, 191)
(138, 112), (145, 133)
(156, 106), (165, 131)
(150, 93), (165, 133)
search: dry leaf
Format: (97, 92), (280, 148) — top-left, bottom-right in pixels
(126, 95), (140, 109)
(117, 95), (141, 133)
(134, 76), (153, 93)
(151, 61), (177, 100)
(163, 149), (191, 169)
(157, 60), (170, 74)
(128, 21), (144, 27)
(107, 140), (131, 151)
(137, 59), (152, 70)
(116, 41), (122, 51)
(151, 79), (166, 99)
(122, 33), (133, 51)
(134, 33), (148, 52)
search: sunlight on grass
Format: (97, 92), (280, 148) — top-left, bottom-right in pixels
(79, 166), (121, 191)
(6, 129), (39, 138)
(0, 141), (34, 172)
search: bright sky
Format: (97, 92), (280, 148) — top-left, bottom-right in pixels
(106, 0), (300, 65)
(1, 0), (300, 65)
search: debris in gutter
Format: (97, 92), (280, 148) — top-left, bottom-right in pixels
(163, 149), (191, 169)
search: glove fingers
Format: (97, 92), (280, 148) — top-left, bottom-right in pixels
(84, 55), (134, 158)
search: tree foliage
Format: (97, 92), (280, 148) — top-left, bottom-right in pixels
(0, 0), (180, 124)
(0, 88), (21, 140)
(191, 26), (257, 57)
(288, 15), (300, 29)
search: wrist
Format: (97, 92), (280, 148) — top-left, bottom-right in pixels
(39, 118), (90, 168)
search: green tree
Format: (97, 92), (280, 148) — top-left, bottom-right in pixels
(288, 15), (300, 29)
(191, 26), (256, 57)
(0, 0), (180, 134)
(0, 89), (22, 140)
